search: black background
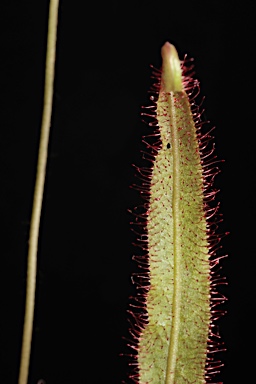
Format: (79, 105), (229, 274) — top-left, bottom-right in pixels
(1, 1), (255, 383)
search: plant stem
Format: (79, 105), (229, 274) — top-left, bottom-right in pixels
(18, 1), (60, 383)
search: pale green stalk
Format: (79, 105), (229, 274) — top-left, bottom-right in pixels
(18, 1), (60, 383)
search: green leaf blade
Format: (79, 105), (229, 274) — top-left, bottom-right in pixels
(136, 44), (216, 384)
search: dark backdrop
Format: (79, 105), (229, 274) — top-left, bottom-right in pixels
(0, 1), (255, 383)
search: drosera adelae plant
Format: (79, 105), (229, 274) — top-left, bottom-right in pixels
(124, 43), (227, 383)
(13, 0), (227, 381)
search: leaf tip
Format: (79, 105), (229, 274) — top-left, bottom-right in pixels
(161, 42), (182, 92)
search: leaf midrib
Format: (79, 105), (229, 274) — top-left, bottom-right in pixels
(165, 91), (182, 384)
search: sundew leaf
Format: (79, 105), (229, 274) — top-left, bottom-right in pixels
(127, 43), (226, 384)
